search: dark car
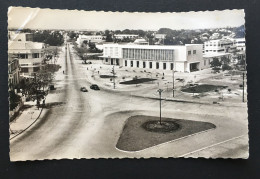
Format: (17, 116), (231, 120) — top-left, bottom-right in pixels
(90, 84), (100, 90)
(80, 87), (88, 92)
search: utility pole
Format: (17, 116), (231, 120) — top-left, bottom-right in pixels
(111, 65), (116, 89)
(172, 63), (175, 97)
(242, 72), (245, 102)
(157, 89), (163, 125)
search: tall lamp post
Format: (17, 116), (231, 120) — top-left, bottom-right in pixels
(242, 72), (245, 102)
(172, 63), (175, 97)
(157, 89), (163, 125)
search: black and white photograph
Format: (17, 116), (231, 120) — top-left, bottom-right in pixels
(8, 7), (248, 161)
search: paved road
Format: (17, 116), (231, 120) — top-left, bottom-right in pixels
(10, 44), (248, 160)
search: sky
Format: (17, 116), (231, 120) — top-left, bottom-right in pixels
(8, 7), (245, 31)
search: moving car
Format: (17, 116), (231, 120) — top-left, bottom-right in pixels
(90, 84), (100, 90)
(80, 87), (88, 92)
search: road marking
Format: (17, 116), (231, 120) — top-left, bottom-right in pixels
(178, 134), (247, 157)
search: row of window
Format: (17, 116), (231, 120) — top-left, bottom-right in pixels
(122, 48), (174, 61)
(20, 67), (40, 73)
(17, 53), (41, 59)
(125, 60), (174, 70)
(205, 49), (225, 52)
(188, 50), (196, 55)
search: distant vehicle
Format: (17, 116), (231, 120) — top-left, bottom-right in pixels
(90, 84), (100, 90)
(82, 61), (92, 64)
(80, 87), (88, 92)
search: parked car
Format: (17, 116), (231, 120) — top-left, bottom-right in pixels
(90, 84), (100, 90)
(80, 87), (88, 92)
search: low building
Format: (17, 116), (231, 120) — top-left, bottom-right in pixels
(154, 34), (166, 39)
(76, 35), (105, 46)
(133, 38), (149, 45)
(100, 44), (204, 72)
(202, 53), (232, 69)
(114, 34), (139, 40)
(8, 31), (33, 42)
(8, 41), (45, 78)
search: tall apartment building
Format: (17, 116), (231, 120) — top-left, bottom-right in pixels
(8, 41), (45, 78)
(100, 44), (204, 72)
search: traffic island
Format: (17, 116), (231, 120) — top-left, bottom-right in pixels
(116, 115), (216, 152)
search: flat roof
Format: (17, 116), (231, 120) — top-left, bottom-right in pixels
(203, 53), (231, 58)
(103, 43), (202, 49)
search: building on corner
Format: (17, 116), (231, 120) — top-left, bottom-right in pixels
(99, 43), (204, 72)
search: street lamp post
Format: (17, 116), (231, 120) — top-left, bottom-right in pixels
(242, 72), (245, 102)
(172, 63), (175, 97)
(157, 89), (163, 125)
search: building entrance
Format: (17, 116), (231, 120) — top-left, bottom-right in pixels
(190, 62), (200, 72)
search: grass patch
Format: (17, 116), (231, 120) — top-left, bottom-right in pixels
(119, 78), (156, 85)
(181, 84), (227, 93)
(116, 115), (216, 151)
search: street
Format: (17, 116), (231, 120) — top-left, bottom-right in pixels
(10, 43), (248, 160)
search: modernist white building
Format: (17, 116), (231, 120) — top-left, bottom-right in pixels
(234, 38), (246, 51)
(8, 41), (45, 78)
(8, 31), (34, 42)
(204, 39), (236, 54)
(114, 34), (139, 40)
(202, 53), (232, 69)
(100, 44), (204, 72)
(76, 35), (105, 46)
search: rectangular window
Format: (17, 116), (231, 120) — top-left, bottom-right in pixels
(171, 63), (174, 70)
(105, 59), (108, 62)
(163, 63), (166, 70)
(143, 61), (146, 68)
(19, 54), (28, 59)
(137, 61), (139, 68)
(21, 68), (28, 73)
(32, 53), (39, 58)
(156, 62), (159, 69)
(188, 51), (191, 55)
(149, 62), (152, 68)
(125, 60), (127, 66)
(193, 50), (196, 54)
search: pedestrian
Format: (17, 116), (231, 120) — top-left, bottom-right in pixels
(98, 71), (99, 74)
(43, 99), (45, 107)
(63, 70), (64, 74)
(163, 72), (164, 76)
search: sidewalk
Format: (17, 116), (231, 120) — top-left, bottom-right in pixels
(9, 104), (46, 139)
(9, 45), (66, 140)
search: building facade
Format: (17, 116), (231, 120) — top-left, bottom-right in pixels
(8, 55), (20, 87)
(8, 41), (45, 78)
(204, 39), (236, 54)
(100, 44), (204, 72)
(202, 53), (232, 69)
(114, 34), (139, 40)
(8, 31), (33, 42)
(76, 35), (105, 46)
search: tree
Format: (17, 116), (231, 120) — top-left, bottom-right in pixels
(9, 90), (21, 110)
(221, 56), (232, 71)
(210, 58), (222, 72)
(105, 30), (113, 42)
